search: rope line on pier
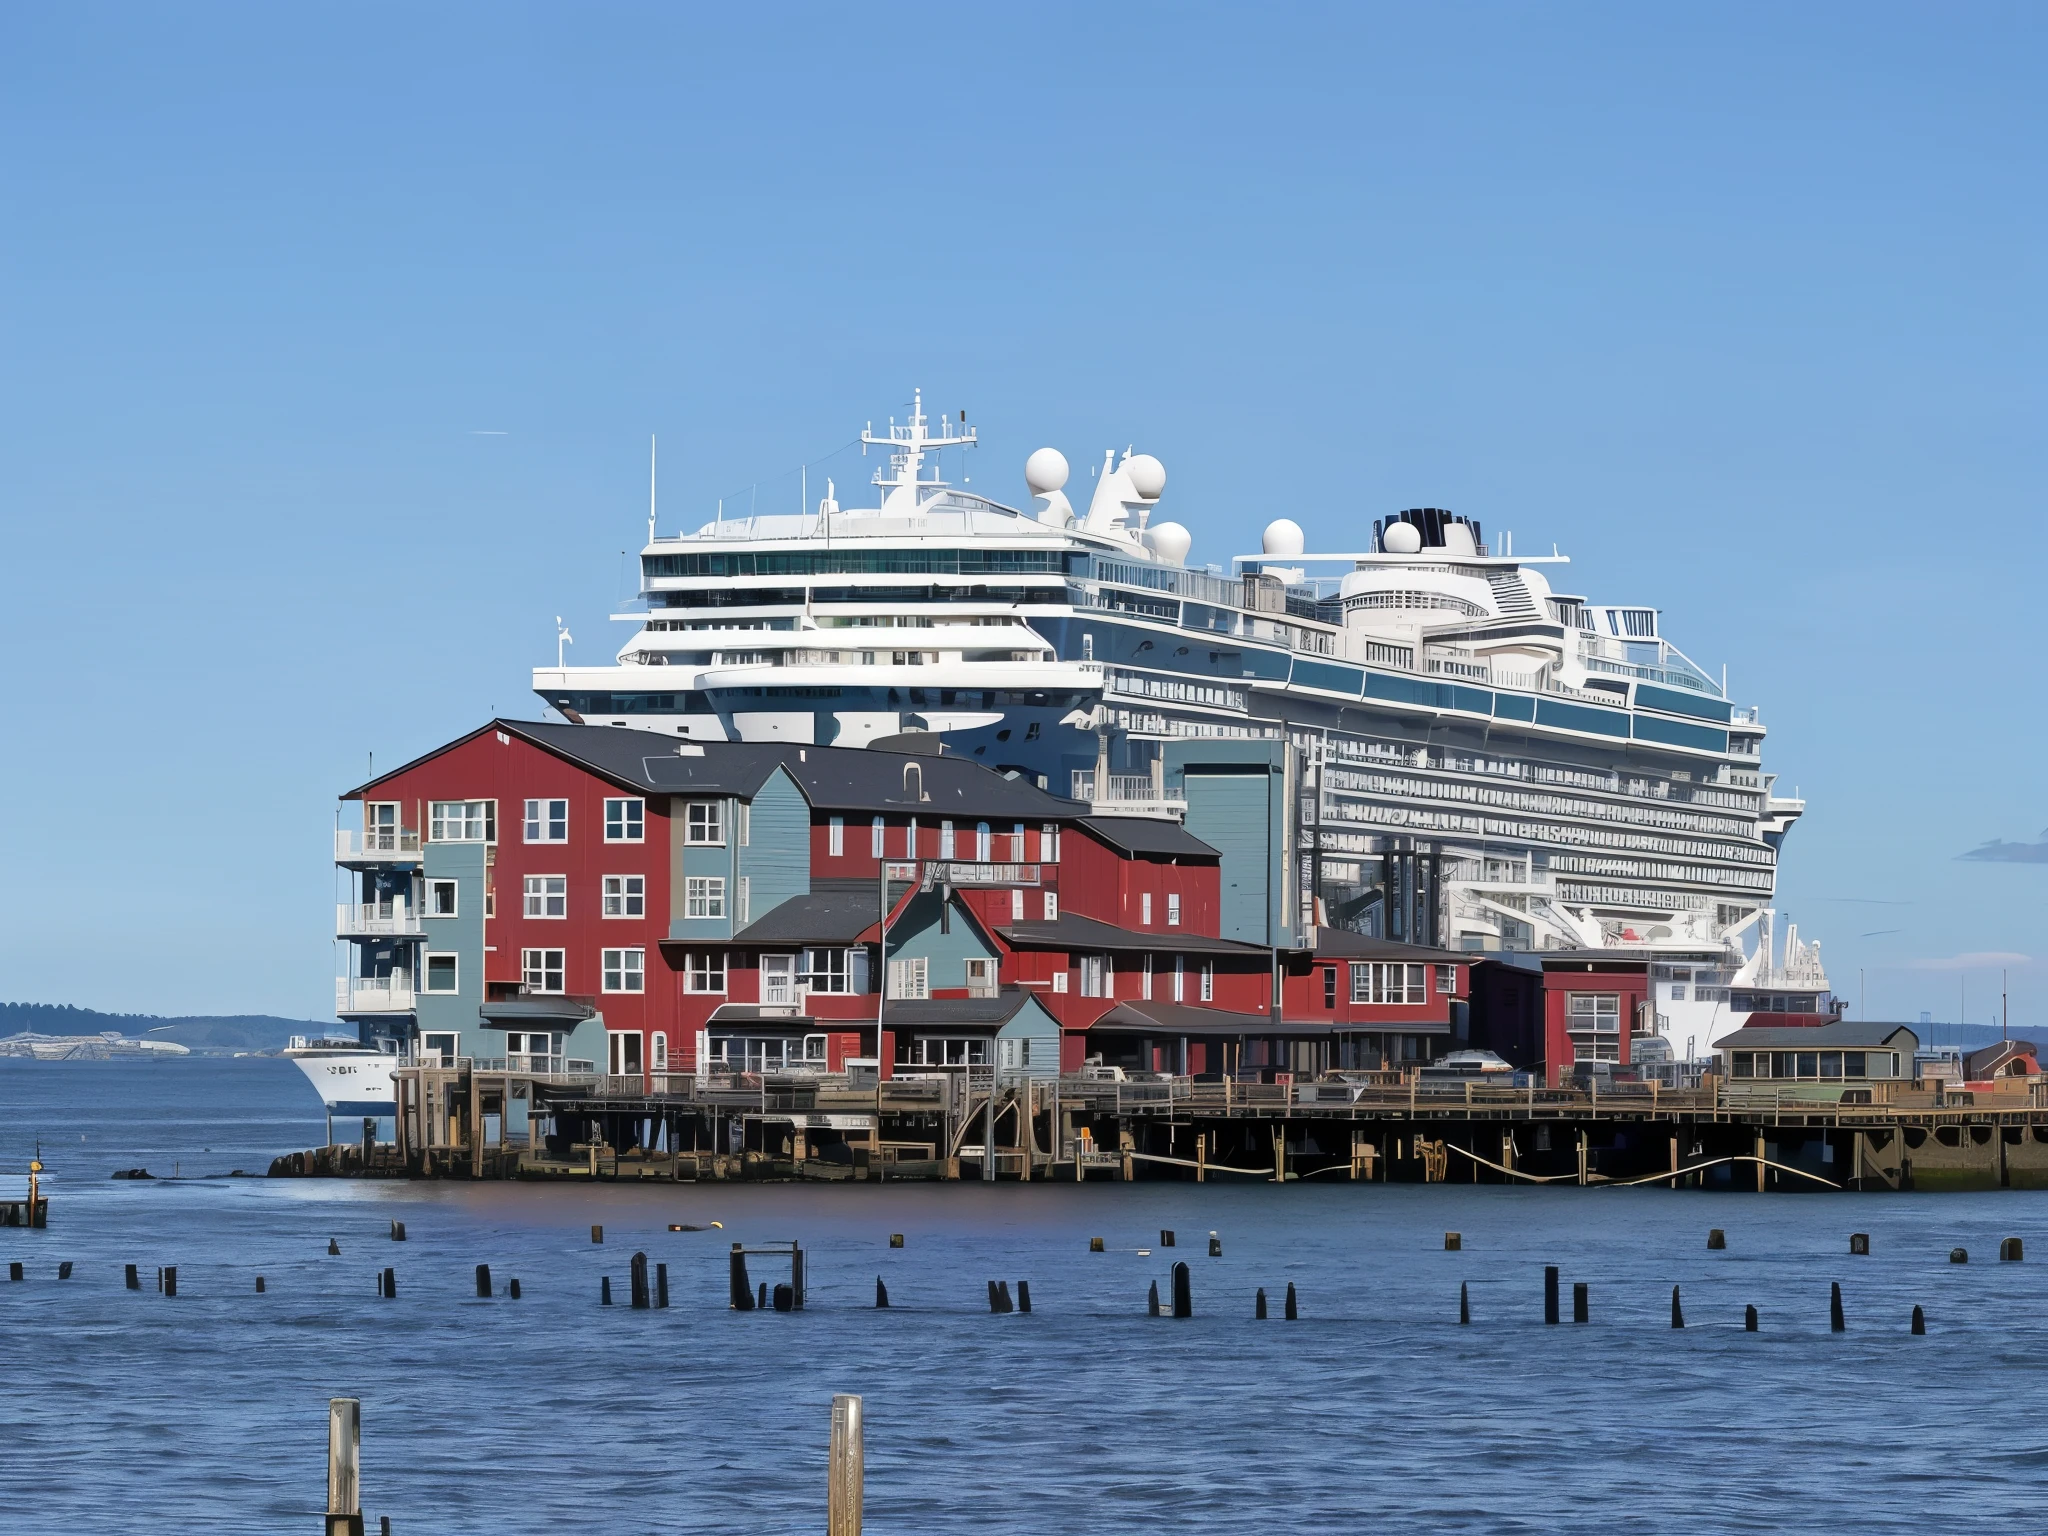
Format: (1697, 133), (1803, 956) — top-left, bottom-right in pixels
(1126, 1150), (1276, 1177)
(1442, 1143), (1842, 1190)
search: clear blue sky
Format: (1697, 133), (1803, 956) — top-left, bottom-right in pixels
(1, 4), (2040, 1025)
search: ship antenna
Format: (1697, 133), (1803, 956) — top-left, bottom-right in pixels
(556, 616), (574, 669)
(648, 434), (657, 543)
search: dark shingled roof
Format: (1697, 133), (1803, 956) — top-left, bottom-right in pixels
(1711, 1020), (1919, 1052)
(1308, 928), (1468, 965)
(726, 889), (882, 946)
(881, 991), (1037, 1027)
(1090, 1000), (1280, 1036)
(1076, 816), (1219, 860)
(347, 719), (1086, 820)
(996, 914), (1269, 956)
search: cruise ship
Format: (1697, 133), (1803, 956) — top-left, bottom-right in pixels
(532, 390), (1809, 981)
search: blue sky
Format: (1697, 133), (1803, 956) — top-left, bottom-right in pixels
(1, 4), (2040, 1024)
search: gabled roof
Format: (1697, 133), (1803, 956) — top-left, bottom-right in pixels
(1076, 816), (1219, 860)
(1308, 928), (1468, 964)
(1711, 1020), (1919, 1052)
(1091, 1000), (1278, 1036)
(725, 889), (883, 946)
(996, 914), (1269, 956)
(882, 991), (1036, 1027)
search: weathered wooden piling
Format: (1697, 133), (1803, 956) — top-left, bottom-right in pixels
(1850, 1233), (1870, 1255)
(1745, 1304), (1758, 1331)
(1573, 1282), (1589, 1324)
(1160, 1230), (1175, 1247)
(828, 1394), (863, 1536)
(389, 1221), (406, 1242)
(1830, 1281), (1845, 1332)
(7, 1261), (21, 1282)
(1255, 1287), (1268, 1319)
(1707, 1229), (1726, 1250)
(125, 1263), (139, 1290)
(1017, 1280), (1031, 1314)
(757, 1281), (768, 1309)
(1089, 1237), (1104, 1253)
(591, 1224), (604, 1245)
(255, 1275), (265, 1293)
(508, 1278), (522, 1300)
(1544, 1266), (1560, 1325)
(730, 1245), (754, 1309)
(163, 1266), (178, 1297)
(328, 1238), (340, 1256)
(326, 1396), (362, 1536)
(1671, 1286), (1684, 1329)
(600, 1276), (613, 1306)
(56, 1260), (71, 1280)
(475, 1264), (491, 1299)
(1284, 1281), (1298, 1320)
(1147, 1280), (1160, 1316)
(630, 1252), (651, 1310)
(987, 1279), (1006, 1313)
(1208, 1234), (1222, 1258)
(656, 1263), (670, 1309)
(1911, 1304), (1926, 1335)
(1459, 1281), (1470, 1325)
(378, 1267), (393, 1299)
(1950, 1247), (1969, 1264)
(2000, 1237), (2023, 1262)
(772, 1282), (795, 1311)
(1444, 1232), (1461, 1251)
(875, 1277), (889, 1308)
(1171, 1261), (1193, 1319)
(889, 1234), (904, 1249)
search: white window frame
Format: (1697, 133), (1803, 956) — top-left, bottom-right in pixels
(684, 876), (726, 919)
(601, 874), (645, 919)
(1141, 892), (1153, 926)
(423, 952), (460, 994)
(1011, 822), (1027, 860)
(888, 956), (930, 1000)
(429, 800), (494, 843)
(828, 816), (844, 857)
(523, 798), (569, 844)
(1142, 954), (1153, 1000)
(1010, 889), (1025, 921)
(522, 947), (565, 994)
(1053, 970), (1069, 994)
(871, 816), (886, 857)
(685, 951), (727, 994)
(975, 821), (991, 861)
(651, 1033), (668, 1072)
(940, 820), (956, 859)
(603, 797), (645, 843)
(523, 874), (567, 919)
(1041, 823), (1060, 862)
(1043, 890), (1058, 921)
(964, 957), (997, 998)
(1567, 992), (1622, 1034)
(801, 947), (850, 995)
(426, 879), (459, 918)
(905, 817), (918, 859)
(1167, 893), (1181, 927)
(685, 801), (726, 846)
(1173, 956), (1185, 1002)
(1080, 955), (1105, 998)
(1350, 962), (1427, 1005)
(1201, 960), (1214, 1002)
(602, 947), (645, 994)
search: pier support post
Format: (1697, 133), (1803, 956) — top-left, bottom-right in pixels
(1755, 1131), (1766, 1193)
(630, 1252), (650, 1310)
(1576, 1129), (1588, 1186)
(1830, 1282), (1845, 1332)
(1745, 1304), (1758, 1332)
(1170, 1261), (1192, 1319)
(1544, 1266), (1559, 1325)
(1573, 1282), (1589, 1324)
(656, 1263), (669, 1309)
(1273, 1128), (1286, 1183)
(1459, 1282), (1469, 1325)
(326, 1397), (363, 1536)
(1197, 1133), (1207, 1183)
(475, 1264), (491, 1299)
(828, 1394), (863, 1536)
(729, 1245), (754, 1310)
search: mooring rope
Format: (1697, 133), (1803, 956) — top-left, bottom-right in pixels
(1442, 1142), (1841, 1190)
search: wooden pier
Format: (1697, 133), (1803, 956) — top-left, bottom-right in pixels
(266, 1063), (2048, 1193)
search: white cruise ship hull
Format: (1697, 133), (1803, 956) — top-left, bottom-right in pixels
(286, 1050), (398, 1117)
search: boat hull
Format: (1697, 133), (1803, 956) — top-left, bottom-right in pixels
(286, 1051), (397, 1117)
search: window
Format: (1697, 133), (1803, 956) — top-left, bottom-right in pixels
(365, 802), (399, 850)
(965, 957), (997, 998)
(737, 875), (749, 925)
(1011, 889), (1025, 921)
(523, 875), (567, 918)
(608, 1031), (643, 1076)
(1043, 891), (1058, 921)
(602, 874), (645, 918)
(1566, 992), (1622, 1033)
(686, 952), (726, 994)
(1141, 893), (1153, 926)
(904, 1036), (987, 1066)
(522, 948), (565, 993)
(828, 816), (844, 856)
(685, 876), (726, 919)
(424, 953), (459, 993)
(889, 957), (929, 1000)
(1732, 1051), (1755, 1079)
(975, 821), (991, 861)
(427, 879), (458, 917)
(1053, 970), (1069, 994)
(651, 1033), (668, 1072)
(1352, 963), (1428, 1004)
(905, 818), (918, 859)
(1845, 1051), (1867, 1078)
(429, 800), (493, 843)
(1820, 1051), (1843, 1079)
(801, 948), (849, 994)
(1141, 954), (1153, 1000)
(1173, 957), (1185, 1002)
(1670, 984), (1687, 1001)
(604, 798), (645, 842)
(523, 799), (568, 843)
(940, 820), (956, 858)
(1200, 960), (1214, 1002)
(871, 816), (885, 857)
(421, 1032), (459, 1064)
(1436, 964), (1455, 995)
(1323, 967), (1337, 1008)
(602, 948), (644, 993)
(1012, 823), (1027, 860)
(1167, 893), (1181, 927)
(1042, 824), (1060, 862)
(1080, 955), (1106, 997)
(737, 803), (750, 846)
(685, 801), (725, 845)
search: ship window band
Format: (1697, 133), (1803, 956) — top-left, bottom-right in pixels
(602, 948), (645, 994)
(523, 798), (569, 843)
(523, 875), (567, 919)
(522, 948), (565, 995)
(604, 797), (645, 843)
(430, 800), (494, 843)
(601, 874), (644, 918)
(685, 801), (726, 845)
(685, 876), (726, 919)
(1351, 962), (1428, 1005)
(424, 953), (459, 994)
(685, 951), (726, 994)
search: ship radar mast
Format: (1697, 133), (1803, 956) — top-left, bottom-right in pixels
(861, 387), (976, 515)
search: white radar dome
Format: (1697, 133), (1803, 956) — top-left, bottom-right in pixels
(1125, 453), (1167, 500)
(1147, 521), (1192, 566)
(1024, 447), (1070, 495)
(1382, 521), (1423, 554)
(1262, 518), (1306, 558)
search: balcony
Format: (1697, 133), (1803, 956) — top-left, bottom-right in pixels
(336, 976), (417, 1015)
(337, 901), (422, 939)
(1069, 771), (1188, 820)
(335, 829), (422, 867)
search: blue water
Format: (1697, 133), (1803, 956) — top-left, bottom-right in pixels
(2, 1058), (2045, 1533)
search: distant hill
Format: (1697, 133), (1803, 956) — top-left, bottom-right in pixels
(0, 1003), (333, 1055)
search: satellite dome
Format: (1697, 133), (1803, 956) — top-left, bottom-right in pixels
(1262, 518), (1306, 558)
(1147, 521), (1192, 566)
(1382, 521), (1423, 554)
(1024, 447), (1069, 495)
(1125, 453), (1167, 500)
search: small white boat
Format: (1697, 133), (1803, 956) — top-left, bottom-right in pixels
(283, 1035), (398, 1123)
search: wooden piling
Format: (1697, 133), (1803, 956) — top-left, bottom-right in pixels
(1544, 1266), (1559, 1325)
(7, 1261), (21, 1282)
(1849, 1233), (1870, 1256)
(1197, 1133), (1207, 1183)
(1745, 1304), (1758, 1331)
(600, 1276), (612, 1306)
(1208, 1234), (1222, 1258)
(1573, 1282), (1588, 1324)
(1255, 1287), (1267, 1319)
(125, 1263), (139, 1290)
(378, 1267), (392, 1299)
(591, 1225), (604, 1245)
(1754, 1130), (1766, 1193)
(1459, 1281), (1469, 1325)
(1911, 1304), (1925, 1335)
(1147, 1280), (1160, 1316)
(326, 1397), (362, 1536)
(987, 1280), (1004, 1313)
(255, 1275), (265, 1293)
(1089, 1237), (1105, 1253)
(163, 1266), (177, 1297)
(875, 1276), (890, 1308)
(58, 1261), (72, 1280)
(1950, 1247), (1969, 1264)
(757, 1281), (768, 1310)
(1284, 1281), (1298, 1321)
(1171, 1261), (1192, 1319)
(630, 1252), (651, 1310)
(1707, 1229), (1726, 1250)
(508, 1279), (521, 1300)
(656, 1263), (670, 1309)
(730, 1245), (754, 1309)
(328, 1238), (340, 1256)
(828, 1394), (863, 1536)
(1670, 1286), (1684, 1329)
(888, 1233), (904, 1249)
(1444, 1232), (1461, 1251)
(475, 1264), (491, 1299)
(772, 1282), (795, 1312)
(1830, 1281), (1845, 1332)
(1017, 1280), (1030, 1314)
(389, 1221), (406, 1242)
(1160, 1230), (1175, 1248)
(2000, 1237), (2023, 1262)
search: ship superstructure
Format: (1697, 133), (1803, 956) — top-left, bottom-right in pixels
(533, 390), (1808, 981)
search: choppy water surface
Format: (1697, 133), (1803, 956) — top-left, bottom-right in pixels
(2, 1058), (2045, 1533)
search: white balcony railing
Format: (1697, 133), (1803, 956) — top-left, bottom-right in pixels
(335, 829), (422, 861)
(337, 901), (421, 938)
(336, 976), (416, 1014)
